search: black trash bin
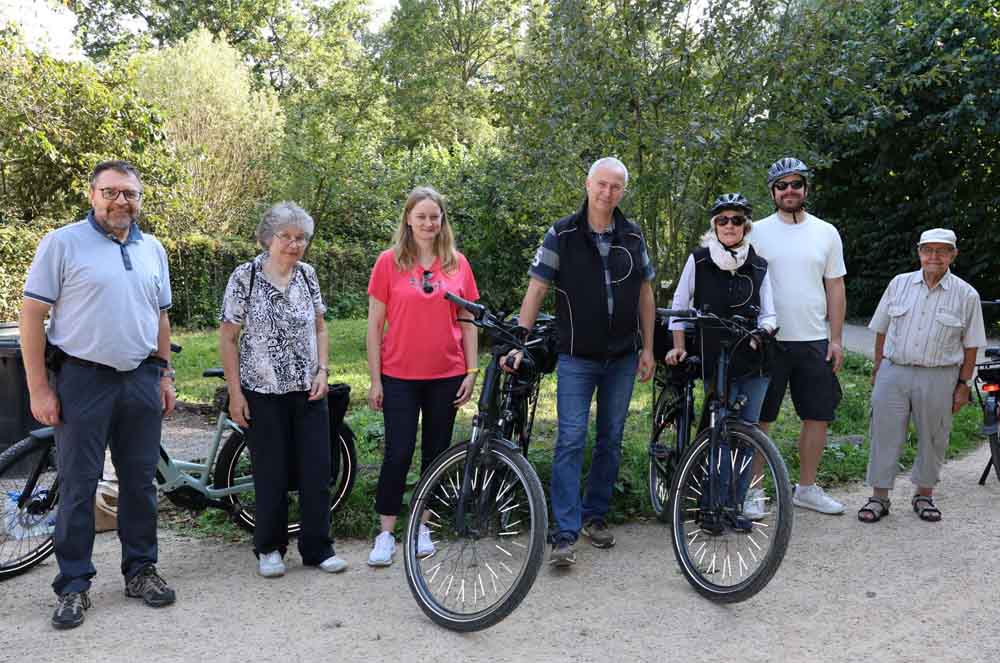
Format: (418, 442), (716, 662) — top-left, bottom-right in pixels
(0, 322), (43, 454)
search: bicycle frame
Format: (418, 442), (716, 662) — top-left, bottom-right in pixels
(154, 410), (248, 500)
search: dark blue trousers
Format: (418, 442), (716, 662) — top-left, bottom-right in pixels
(52, 362), (162, 595)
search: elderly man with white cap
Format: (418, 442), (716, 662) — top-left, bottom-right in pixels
(859, 228), (986, 523)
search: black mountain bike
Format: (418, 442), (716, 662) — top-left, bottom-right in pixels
(0, 345), (357, 581)
(655, 307), (793, 602)
(403, 293), (555, 632)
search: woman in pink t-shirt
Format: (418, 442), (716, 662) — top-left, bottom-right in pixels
(365, 186), (480, 567)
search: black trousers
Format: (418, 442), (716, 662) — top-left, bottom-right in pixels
(243, 389), (334, 564)
(375, 374), (464, 516)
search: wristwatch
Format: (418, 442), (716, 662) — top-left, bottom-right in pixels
(957, 378), (971, 387)
(160, 368), (176, 380)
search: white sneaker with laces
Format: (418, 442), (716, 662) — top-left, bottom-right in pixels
(742, 487), (767, 521)
(319, 555), (347, 573)
(417, 524), (435, 557)
(258, 551), (285, 578)
(793, 484), (845, 515)
(367, 531), (396, 567)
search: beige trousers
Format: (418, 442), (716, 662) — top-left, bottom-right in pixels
(866, 359), (959, 489)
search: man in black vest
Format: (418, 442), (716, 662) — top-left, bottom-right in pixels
(507, 157), (656, 567)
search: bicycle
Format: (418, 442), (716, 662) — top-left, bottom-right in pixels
(648, 314), (700, 522)
(403, 292), (554, 632)
(0, 346), (357, 581)
(655, 307), (793, 602)
(973, 300), (1000, 485)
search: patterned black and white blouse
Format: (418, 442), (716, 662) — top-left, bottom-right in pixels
(220, 253), (326, 394)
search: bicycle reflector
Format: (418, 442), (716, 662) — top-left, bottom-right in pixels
(983, 384), (1000, 392)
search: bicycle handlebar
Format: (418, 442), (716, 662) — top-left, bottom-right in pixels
(445, 291), (487, 320)
(656, 308), (697, 319)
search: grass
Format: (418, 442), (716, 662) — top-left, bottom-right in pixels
(165, 322), (986, 540)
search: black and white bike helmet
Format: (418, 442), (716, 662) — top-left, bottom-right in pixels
(709, 192), (752, 217)
(766, 157), (810, 188)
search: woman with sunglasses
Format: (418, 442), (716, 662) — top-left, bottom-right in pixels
(365, 186), (480, 567)
(666, 196), (776, 409)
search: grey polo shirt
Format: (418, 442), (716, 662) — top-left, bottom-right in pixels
(23, 212), (172, 371)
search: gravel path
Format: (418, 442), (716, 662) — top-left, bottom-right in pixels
(3, 325), (998, 660)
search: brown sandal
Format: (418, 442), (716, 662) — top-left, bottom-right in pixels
(858, 496), (890, 523)
(911, 495), (941, 522)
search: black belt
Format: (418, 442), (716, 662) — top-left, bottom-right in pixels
(63, 354), (168, 372)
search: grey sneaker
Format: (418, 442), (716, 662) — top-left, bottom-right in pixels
(125, 565), (176, 607)
(549, 541), (576, 567)
(52, 591), (91, 630)
(581, 519), (616, 548)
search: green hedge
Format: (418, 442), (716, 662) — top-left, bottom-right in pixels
(0, 228), (374, 326)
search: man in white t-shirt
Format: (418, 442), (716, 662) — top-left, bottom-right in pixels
(750, 157), (847, 515)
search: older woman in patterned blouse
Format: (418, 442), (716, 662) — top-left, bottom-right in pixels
(219, 202), (346, 578)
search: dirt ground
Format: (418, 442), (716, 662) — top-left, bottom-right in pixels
(2, 438), (998, 662)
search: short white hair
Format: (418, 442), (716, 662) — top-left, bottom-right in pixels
(256, 201), (315, 249)
(588, 157), (629, 185)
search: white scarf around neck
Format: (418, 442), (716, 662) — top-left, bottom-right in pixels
(706, 233), (750, 273)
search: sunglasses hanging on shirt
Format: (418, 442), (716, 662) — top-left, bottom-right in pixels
(422, 270), (434, 294)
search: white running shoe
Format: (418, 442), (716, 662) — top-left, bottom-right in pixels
(417, 524), (435, 557)
(319, 555), (348, 573)
(793, 484), (845, 515)
(258, 551), (285, 578)
(367, 531), (396, 567)
(742, 487), (767, 521)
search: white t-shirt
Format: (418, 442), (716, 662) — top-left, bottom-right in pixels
(750, 212), (846, 342)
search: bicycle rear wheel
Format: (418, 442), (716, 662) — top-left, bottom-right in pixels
(0, 436), (59, 581)
(669, 421), (792, 602)
(990, 433), (1000, 483)
(649, 378), (683, 523)
(215, 424), (357, 534)
(404, 440), (547, 632)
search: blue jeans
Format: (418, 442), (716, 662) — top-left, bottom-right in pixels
(551, 352), (638, 543)
(729, 375), (770, 424)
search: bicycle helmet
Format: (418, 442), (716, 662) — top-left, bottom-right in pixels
(709, 193), (752, 217)
(766, 157), (810, 187)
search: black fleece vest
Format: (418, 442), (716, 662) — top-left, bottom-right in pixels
(692, 245), (767, 378)
(551, 202), (645, 359)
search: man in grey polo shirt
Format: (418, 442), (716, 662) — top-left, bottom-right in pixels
(20, 160), (178, 629)
(858, 228), (986, 524)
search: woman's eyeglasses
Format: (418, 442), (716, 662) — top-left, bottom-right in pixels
(422, 270), (434, 294)
(715, 215), (746, 227)
(773, 179), (805, 191)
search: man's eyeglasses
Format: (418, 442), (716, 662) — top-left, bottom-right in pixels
(422, 270), (434, 294)
(99, 188), (143, 202)
(715, 215), (747, 227)
(274, 232), (309, 247)
(773, 180), (805, 191)
(918, 246), (955, 257)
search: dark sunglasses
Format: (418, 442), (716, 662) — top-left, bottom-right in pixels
(773, 179), (805, 191)
(422, 270), (434, 294)
(715, 215), (747, 227)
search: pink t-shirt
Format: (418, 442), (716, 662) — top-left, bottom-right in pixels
(368, 249), (480, 380)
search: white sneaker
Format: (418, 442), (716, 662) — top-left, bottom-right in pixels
(742, 487), (767, 521)
(258, 551), (285, 578)
(367, 531), (396, 567)
(417, 524), (435, 557)
(793, 484), (845, 515)
(319, 555), (347, 573)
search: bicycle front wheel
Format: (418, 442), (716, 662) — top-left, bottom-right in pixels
(215, 424), (357, 534)
(0, 435), (59, 581)
(669, 421), (792, 602)
(404, 440), (547, 632)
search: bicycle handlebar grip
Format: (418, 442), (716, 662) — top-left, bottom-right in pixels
(656, 308), (697, 319)
(445, 291), (486, 319)
(170, 343), (182, 354)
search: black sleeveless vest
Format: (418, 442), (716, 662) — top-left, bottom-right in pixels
(692, 244), (768, 378)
